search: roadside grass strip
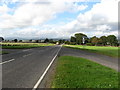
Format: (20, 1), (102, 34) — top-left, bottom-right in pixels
(2, 43), (54, 49)
(51, 56), (118, 88)
(0, 51), (9, 54)
(65, 45), (118, 58)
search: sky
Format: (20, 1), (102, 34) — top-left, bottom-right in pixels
(0, 0), (119, 39)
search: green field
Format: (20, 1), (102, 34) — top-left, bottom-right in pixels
(51, 56), (118, 88)
(2, 43), (54, 49)
(65, 45), (118, 58)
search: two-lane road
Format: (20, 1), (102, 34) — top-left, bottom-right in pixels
(2, 45), (62, 89)
(2, 45), (118, 89)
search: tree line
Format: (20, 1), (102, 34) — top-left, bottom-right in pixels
(1, 33), (119, 46)
(69, 33), (119, 46)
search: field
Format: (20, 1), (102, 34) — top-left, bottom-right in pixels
(1, 43), (54, 49)
(51, 56), (119, 88)
(65, 45), (118, 58)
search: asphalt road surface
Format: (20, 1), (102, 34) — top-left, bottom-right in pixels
(2, 45), (118, 89)
(2, 45), (61, 89)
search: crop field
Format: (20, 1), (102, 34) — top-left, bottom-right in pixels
(1, 43), (54, 49)
(65, 45), (118, 58)
(51, 56), (119, 88)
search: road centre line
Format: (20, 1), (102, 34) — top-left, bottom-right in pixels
(1, 53), (32, 64)
(23, 54), (32, 57)
(22, 49), (32, 52)
(0, 58), (15, 65)
(32, 45), (62, 90)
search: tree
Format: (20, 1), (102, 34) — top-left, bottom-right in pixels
(70, 36), (76, 42)
(14, 39), (18, 42)
(58, 39), (65, 44)
(36, 40), (39, 43)
(107, 35), (118, 46)
(75, 33), (87, 45)
(44, 38), (49, 43)
(0, 37), (4, 42)
(29, 39), (32, 42)
(91, 36), (99, 46)
(19, 40), (22, 42)
(65, 40), (70, 44)
(100, 36), (107, 46)
(49, 39), (54, 43)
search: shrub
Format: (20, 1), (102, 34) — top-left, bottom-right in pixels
(86, 43), (93, 46)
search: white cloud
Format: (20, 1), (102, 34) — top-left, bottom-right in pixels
(0, 1), (88, 30)
(0, 0), (118, 39)
(0, 4), (10, 14)
(59, 0), (118, 37)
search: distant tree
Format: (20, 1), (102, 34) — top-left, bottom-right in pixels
(91, 36), (99, 46)
(48, 39), (53, 43)
(14, 39), (18, 42)
(0, 37), (4, 42)
(36, 40), (39, 43)
(107, 35), (118, 46)
(65, 40), (70, 44)
(75, 33), (88, 45)
(44, 38), (49, 43)
(19, 40), (22, 42)
(100, 36), (107, 46)
(58, 39), (63, 44)
(70, 36), (76, 42)
(29, 39), (32, 42)
(2, 37), (4, 41)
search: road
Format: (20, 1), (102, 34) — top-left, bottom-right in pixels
(2, 45), (118, 89)
(2, 45), (61, 89)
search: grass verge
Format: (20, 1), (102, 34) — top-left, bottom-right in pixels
(64, 45), (118, 58)
(2, 43), (54, 49)
(51, 56), (118, 88)
(0, 51), (9, 54)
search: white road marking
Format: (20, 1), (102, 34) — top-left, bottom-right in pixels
(0, 59), (15, 65)
(22, 49), (32, 52)
(32, 45), (62, 90)
(23, 54), (32, 57)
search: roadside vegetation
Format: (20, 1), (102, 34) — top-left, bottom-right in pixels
(2, 43), (54, 49)
(69, 33), (119, 46)
(51, 56), (119, 88)
(0, 51), (9, 54)
(65, 45), (118, 58)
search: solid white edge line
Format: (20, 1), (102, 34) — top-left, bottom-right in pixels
(0, 58), (15, 65)
(32, 45), (62, 90)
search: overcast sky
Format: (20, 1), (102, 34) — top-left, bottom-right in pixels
(0, 0), (118, 39)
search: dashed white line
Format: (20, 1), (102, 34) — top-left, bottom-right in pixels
(32, 45), (62, 90)
(22, 49), (32, 52)
(0, 58), (15, 65)
(23, 54), (32, 57)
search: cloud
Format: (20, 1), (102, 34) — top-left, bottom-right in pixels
(0, 1), (88, 30)
(0, 5), (8, 14)
(60, 0), (118, 37)
(0, 0), (118, 39)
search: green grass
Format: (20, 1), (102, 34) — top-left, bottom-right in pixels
(2, 43), (54, 49)
(0, 51), (9, 54)
(51, 56), (119, 88)
(64, 45), (118, 58)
